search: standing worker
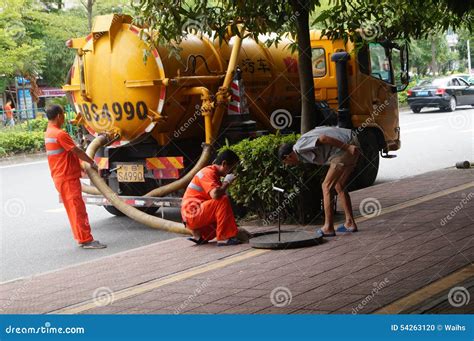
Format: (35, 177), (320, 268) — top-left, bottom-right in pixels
(45, 105), (106, 249)
(279, 126), (361, 237)
(4, 100), (14, 127)
(181, 150), (241, 246)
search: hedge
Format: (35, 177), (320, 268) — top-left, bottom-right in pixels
(20, 117), (49, 132)
(0, 118), (49, 157)
(221, 133), (327, 224)
(0, 131), (45, 157)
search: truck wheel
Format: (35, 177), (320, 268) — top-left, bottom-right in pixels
(348, 130), (380, 191)
(104, 205), (125, 216)
(411, 106), (421, 113)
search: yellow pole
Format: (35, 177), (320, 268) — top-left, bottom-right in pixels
(182, 87), (214, 144)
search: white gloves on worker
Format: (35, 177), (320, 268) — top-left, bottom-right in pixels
(223, 173), (237, 184)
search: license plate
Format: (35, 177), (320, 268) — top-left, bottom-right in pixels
(417, 91), (429, 96)
(117, 164), (145, 182)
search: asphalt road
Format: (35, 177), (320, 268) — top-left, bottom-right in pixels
(0, 160), (179, 282)
(377, 105), (473, 182)
(0, 105), (473, 282)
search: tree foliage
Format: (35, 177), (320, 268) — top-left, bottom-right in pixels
(134, 1), (305, 52)
(23, 8), (88, 86)
(456, 27), (474, 72)
(315, 0), (472, 43)
(409, 32), (456, 76)
(1, 0), (121, 90)
(0, 0), (45, 92)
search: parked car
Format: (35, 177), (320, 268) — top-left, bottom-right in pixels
(407, 76), (474, 113)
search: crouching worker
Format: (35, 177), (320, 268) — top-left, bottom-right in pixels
(45, 105), (106, 249)
(181, 150), (241, 246)
(279, 126), (361, 237)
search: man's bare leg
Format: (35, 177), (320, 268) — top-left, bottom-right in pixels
(335, 165), (358, 231)
(321, 164), (344, 234)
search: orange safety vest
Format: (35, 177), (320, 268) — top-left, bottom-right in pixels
(45, 124), (81, 181)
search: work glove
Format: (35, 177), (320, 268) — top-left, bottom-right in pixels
(223, 173), (237, 184)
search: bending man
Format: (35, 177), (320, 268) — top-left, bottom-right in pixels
(279, 126), (361, 236)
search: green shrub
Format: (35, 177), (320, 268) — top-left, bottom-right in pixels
(20, 118), (48, 132)
(221, 133), (327, 224)
(0, 131), (45, 156)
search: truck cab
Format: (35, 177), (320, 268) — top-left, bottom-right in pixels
(310, 31), (409, 187)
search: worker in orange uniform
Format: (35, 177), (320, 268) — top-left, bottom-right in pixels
(45, 105), (106, 249)
(4, 100), (14, 127)
(181, 150), (241, 246)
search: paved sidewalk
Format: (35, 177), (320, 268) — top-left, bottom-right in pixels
(1, 168), (473, 314)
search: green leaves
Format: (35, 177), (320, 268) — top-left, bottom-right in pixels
(134, 0), (298, 57)
(314, 0), (472, 45)
(0, 130), (45, 156)
(0, 0), (44, 77)
(219, 134), (326, 223)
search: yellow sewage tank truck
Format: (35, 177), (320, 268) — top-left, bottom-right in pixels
(64, 14), (408, 215)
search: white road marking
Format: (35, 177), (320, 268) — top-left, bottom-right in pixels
(0, 160), (47, 169)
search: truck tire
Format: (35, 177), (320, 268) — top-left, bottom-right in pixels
(104, 205), (158, 216)
(348, 130), (380, 191)
(104, 205), (126, 216)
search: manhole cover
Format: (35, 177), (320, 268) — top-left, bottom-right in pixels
(249, 230), (323, 249)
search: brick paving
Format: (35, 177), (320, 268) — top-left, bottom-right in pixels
(0, 168), (472, 314)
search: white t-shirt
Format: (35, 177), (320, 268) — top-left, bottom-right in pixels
(293, 126), (353, 165)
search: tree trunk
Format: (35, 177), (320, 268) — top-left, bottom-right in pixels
(87, 1), (93, 31)
(290, 0), (323, 133)
(81, 0), (94, 30)
(430, 37), (437, 75)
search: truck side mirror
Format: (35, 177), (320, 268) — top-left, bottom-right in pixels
(395, 43), (409, 92)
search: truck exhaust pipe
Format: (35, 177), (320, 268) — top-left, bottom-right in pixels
(331, 51), (353, 129)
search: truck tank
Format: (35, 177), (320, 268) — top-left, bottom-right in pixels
(65, 14), (301, 148)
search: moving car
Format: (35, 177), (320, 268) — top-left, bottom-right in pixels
(407, 76), (474, 113)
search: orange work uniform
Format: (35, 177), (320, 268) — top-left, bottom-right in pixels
(45, 123), (93, 244)
(181, 165), (238, 241)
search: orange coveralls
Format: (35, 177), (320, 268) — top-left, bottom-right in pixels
(45, 123), (93, 244)
(181, 165), (238, 241)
